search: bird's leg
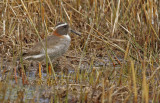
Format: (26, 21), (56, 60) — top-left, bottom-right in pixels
(39, 62), (42, 79)
(14, 67), (18, 84)
(48, 63), (52, 75)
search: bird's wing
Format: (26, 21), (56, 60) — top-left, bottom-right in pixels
(22, 42), (43, 57)
(22, 35), (62, 57)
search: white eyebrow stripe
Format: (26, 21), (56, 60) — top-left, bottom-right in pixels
(55, 23), (68, 29)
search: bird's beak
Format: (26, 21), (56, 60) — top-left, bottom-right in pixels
(70, 29), (81, 36)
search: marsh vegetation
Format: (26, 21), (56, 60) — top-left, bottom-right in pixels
(0, 0), (160, 102)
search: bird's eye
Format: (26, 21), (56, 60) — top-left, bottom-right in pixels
(63, 25), (67, 28)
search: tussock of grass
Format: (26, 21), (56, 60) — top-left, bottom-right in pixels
(0, 0), (160, 102)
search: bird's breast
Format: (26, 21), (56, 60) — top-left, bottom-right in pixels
(44, 36), (71, 59)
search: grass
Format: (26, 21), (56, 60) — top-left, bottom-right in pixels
(0, 0), (160, 102)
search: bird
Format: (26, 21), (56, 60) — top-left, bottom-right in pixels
(20, 22), (81, 78)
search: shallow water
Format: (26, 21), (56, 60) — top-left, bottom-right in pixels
(0, 56), (122, 102)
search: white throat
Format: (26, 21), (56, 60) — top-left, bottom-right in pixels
(63, 34), (71, 41)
